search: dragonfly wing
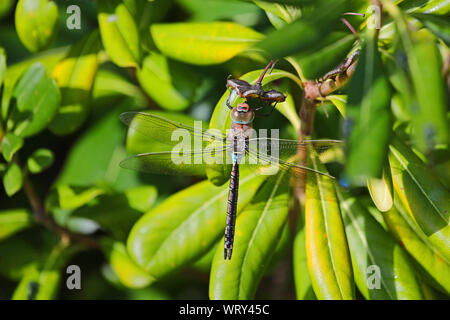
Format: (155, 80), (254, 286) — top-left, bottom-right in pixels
(120, 112), (227, 149)
(120, 146), (231, 176)
(244, 138), (344, 180)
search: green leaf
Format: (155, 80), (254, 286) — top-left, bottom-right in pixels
(98, 0), (141, 68)
(293, 219), (316, 300)
(305, 150), (354, 300)
(47, 185), (105, 211)
(343, 26), (392, 186)
(388, 135), (450, 262)
(255, 0), (348, 59)
(1, 133), (23, 162)
(0, 208), (33, 240)
(127, 172), (266, 279)
(367, 166), (394, 212)
(14, 0), (59, 52)
(27, 148), (54, 173)
(3, 162), (23, 197)
(294, 33), (356, 80)
(1, 47), (67, 120)
(49, 31), (100, 135)
(253, 1), (301, 29)
(383, 203), (450, 294)
(403, 0), (450, 15)
(407, 29), (448, 151)
(11, 63), (60, 137)
(150, 22), (264, 65)
(323, 95), (346, 117)
(137, 52), (200, 111)
(102, 240), (154, 289)
(209, 173), (290, 299)
(339, 191), (423, 299)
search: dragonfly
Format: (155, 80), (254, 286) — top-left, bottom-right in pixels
(119, 108), (343, 260)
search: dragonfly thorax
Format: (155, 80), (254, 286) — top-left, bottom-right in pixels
(230, 103), (255, 125)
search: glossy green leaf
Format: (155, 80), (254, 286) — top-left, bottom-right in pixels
(339, 191), (423, 299)
(49, 31), (100, 135)
(256, 0), (348, 59)
(3, 162), (23, 197)
(98, 0), (141, 68)
(0, 208), (33, 240)
(47, 185), (105, 211)
(209, 173), (289, 299)
(150, 22), (264, 65)
(27, 148), (54, 173)
(137, 52), (200, 111)
(367, 166), (394, 212)
(1, 133), (23, 162)
(11, 243), (74, 300)
(305, 150), (354, 300)
(343, 26), (392, 186)
(102, 240), (154, 289)
(15, 0), (59, 52)
(403, 0), (450, 15)
(323, 95), (346, 117)
(1, 47), (67, 120)
(385, 3), (448, 152)
(294, 33), (356, 80)
(293, 221), (316, 300)
(388, 135), (450, 261)
(383, 203), (450, 294)
(127, 172), (266, 279)
(11, 63), (60, 137)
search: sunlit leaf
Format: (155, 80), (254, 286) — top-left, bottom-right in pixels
(305, 150), (354, 300)
(97, 0), (141, 68)
(367, 165), (394, 212)
(339, 191), (423, 299)
(1, 133), (23, 162)
(27, 148), (54, 174)
(49, 31), (100, 135)
(3, 162), (23, 197)
(11, 63), (60, 137)
(150, 22), (264, 65)
(14, 0), (59, 52)
(293, 220), (316, 300)
(388, 135), (450, 261)
(0, 208), (33, 240)
(102, 240), (154, 289)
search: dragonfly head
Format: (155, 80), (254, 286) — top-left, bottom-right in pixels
(231, 103), (255, 124)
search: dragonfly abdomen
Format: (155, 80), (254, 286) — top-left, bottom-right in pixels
(224, 161), (239, 260)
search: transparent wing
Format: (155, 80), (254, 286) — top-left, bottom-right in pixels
(243, 138), (344, 180)
(120, 146), (231, 176)
(120, 112), (227, 149)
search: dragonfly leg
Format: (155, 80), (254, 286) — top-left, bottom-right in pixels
(256, 102), (278, 117)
